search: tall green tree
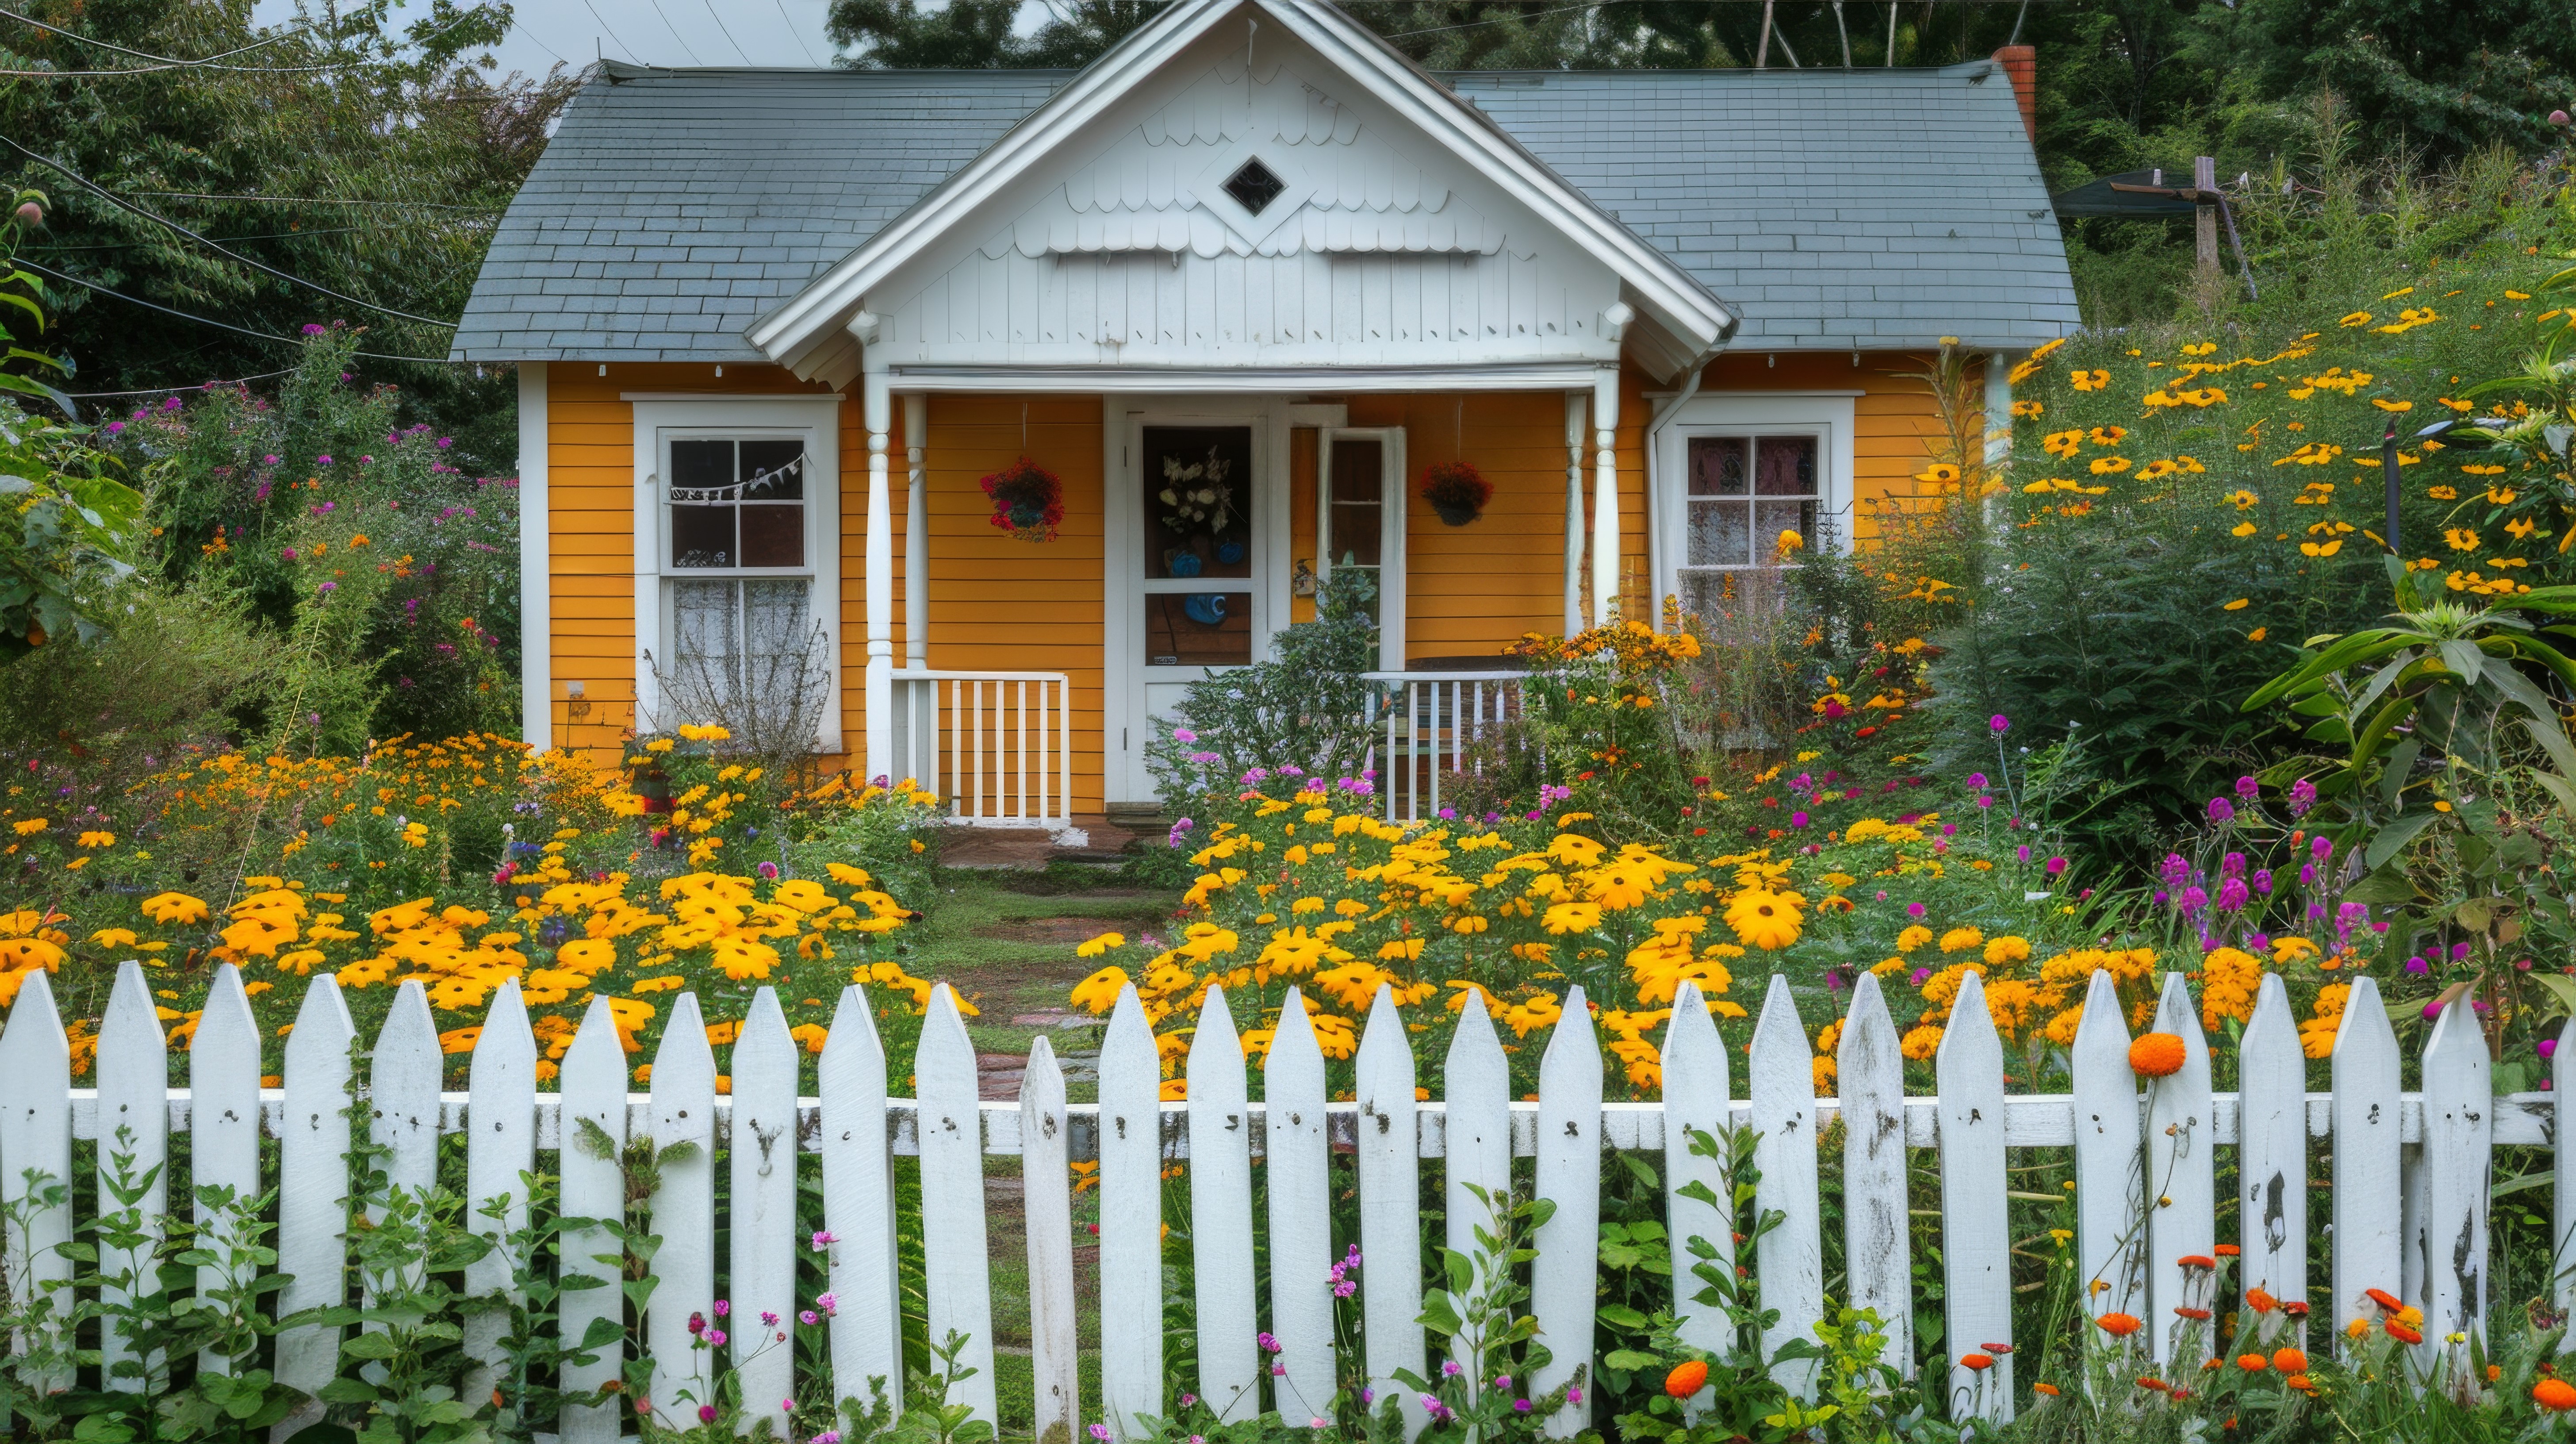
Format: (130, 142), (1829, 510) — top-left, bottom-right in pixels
(1, 0), (576, 473)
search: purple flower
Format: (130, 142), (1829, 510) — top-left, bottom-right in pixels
(799, 1310), (818, 1325)
(2016, 845), (2031, 863)
(1241, 768), (1269, 785)
(1187, 750), (1221, 765)
(2311, 834), (2334, 861)
(1968, 772), (1988, 788)
(317, 581), (337, 595)
(2235, 775), (2261, 800)
(2216, 878), (2249, 913)
(1091, 1427), (1111, 1441)
(1361, 1389), (1374, 1405)
(1566, 1388), (1583, 1405)
(815, 1291), (838, 1316)
(687, 1311), (706, 1335)
(2288, 778), (2317, 816)
(105, 421), (124, 435)
(1975, 794), (1995, 810)
(1333, 1279), (1356, 1297)
(813, 1434), (842, 1444)
(762, 1311), (778, 1326)
(315, 454), (333, 466)
(302, 323), (326, 336)
(262, 454), (280, 465)
(1789, 810), (1809, 828)
(706, 1328), (728, 1347)
(757, 860), (780, 879)
(1441, 1361), (1463, 1378)
(2160, 853), (2193, 886)
(2253, 868), (2273, 895)
(714, 1300), (731, 1317)
(1494, 1375), (1511, 1390)
(2207, 797), (2235, 824)
(2178, 886), (2208, 914)
(1173, 727), (1197, 744)
(699, 1406), (719, 1425)
(812, 1231), (838, 1250)
(1990, 714), (2011, 734)
(1909, 967), (1932, 986)
(2542, 1039), (2558, 1060)
(1513, 1400), (1533, 1414)
(1906, 901), (1926, 918)
(1258, 1333), (1280, 1354)
(282, 548), (298, 561)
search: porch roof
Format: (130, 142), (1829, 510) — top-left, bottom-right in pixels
(452, 58), (2074, 365)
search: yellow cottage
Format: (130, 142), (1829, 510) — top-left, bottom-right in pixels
(453, 0), (2074, 828)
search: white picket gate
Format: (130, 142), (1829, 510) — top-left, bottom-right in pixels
(0, 959), (2564, 1436)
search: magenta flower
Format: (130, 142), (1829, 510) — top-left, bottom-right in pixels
(713, 1299), (730, 1317)
(2206, 797), (2235, 823)
(1989, 714), (2010, 734)
(811, 1230), (838, 1250)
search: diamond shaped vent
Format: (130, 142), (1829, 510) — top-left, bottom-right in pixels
(1222, 157), (1287, 215)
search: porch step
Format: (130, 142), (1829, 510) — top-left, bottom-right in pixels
(933, 814), (1139, 868)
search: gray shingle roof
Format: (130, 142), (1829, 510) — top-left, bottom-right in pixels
(451, 58), (2075, 362)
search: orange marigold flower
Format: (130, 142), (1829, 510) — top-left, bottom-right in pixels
(2033, 1383), (2061, 1397)
(2130, 1032), (2188, 1077)
(2137, 1377), (2171, 1393)
(2276, 1349), (2310, 1374)
(2175, 1307), (2214, 1321)
(2285, 1374), (2315, 1394)
(2237, 1354), (2268, 1373)
(2096, 1312), (2143, 1337)
(2387, 1322), (2424, 1345)
(2177, 1256), (2217, 1271)
(2537, 1378), (2576, 1412)
(2213, 1244), (2241, 1258)
(2245, 1287), (2276, 1313)
(1962, 1353), (1994, 1372)
(1664, 1360), (1708, 1398)
(2365, 1288), (2405, 1313)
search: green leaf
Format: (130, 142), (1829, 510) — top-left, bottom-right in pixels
(2365, 811), (2440, 870)
(1596, 1304), (1649, 1330)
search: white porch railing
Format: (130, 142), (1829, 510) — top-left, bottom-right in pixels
(1362, 670), (1525, 822)
(891, 669), (1075, 828)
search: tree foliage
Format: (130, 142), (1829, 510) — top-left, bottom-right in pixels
(1, 0), (576, 474)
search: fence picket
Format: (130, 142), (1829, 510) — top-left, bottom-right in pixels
(2422, 992), (2492, 1356)
(1748, 975), (1821, 1399)
(2556, 1010), (2576, 1342)
(1188, 985), (1260, 1423)
(2236, 974), (2307, 1336)
(917, 983), (998, 1426)
(2069, 968), (2141, 1332)
(645, 991), (717, 1430)
(819, 985), (902, 1424)
(1936, 972), (2012, 1420)
(0, 968), (72, 1396)
(1096, 985), (1164, 1439)
(2331, 975), (2402, 1344)
(272, 975), (356, 1412)
(1834, 973), (1910, 1375)
(96, 961), (167, 1391)
(1021, 1033), (1080, 1444)
(189, 964), (261, 1377)
(1441, 987), (1510, 1396)
(1531, 985), (1601, 1437)
(1356, 985), (1424, 1437)
(1660, 980), (1732, 1367)
(2402, 1143), (2429, 1321)
(374, 979), (443, 1195)
(464, 976), (538, 1396)
(730, 988), (801, 1440)
(557, 995), (627, 1444)
(1263, 989), (1333, 1425)
(2143, 972), (2215, 1366)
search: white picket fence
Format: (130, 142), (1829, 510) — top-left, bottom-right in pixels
(0, 959), (2557, 1438)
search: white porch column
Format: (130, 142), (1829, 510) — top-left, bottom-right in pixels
(905, 394), (929, 668)
(1984, 353), (2014, 471)
(1562, 392), (1586, 636)
(855, 312), (894, 780)
(1590, 365), (1622, 627)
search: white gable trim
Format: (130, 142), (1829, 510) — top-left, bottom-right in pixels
(744, 0), (1733, 375)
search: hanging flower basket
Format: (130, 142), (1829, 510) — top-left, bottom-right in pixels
(1422, 459), (1492, 526)
(981, 458), (1065, 543)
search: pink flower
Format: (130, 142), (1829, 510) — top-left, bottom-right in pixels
(699, 1405), (719, 1424)
(812, 1230), (838, 1250)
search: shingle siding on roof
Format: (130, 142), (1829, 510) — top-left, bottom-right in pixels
(450, 61), (2075, 363)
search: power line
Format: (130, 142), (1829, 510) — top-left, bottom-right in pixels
(0, 4), (502, 76)
(1382, 0), (1595, 38)
(580, 0), (646, 63)
(34, 225), (374, 251)
(698, 0), (755, 65)
(4, 136), (457, 327)
(14, 257), (452, 364)
(773, 0), (824, 65)
(65, 369), (295, 398)
(0, 6), (309, 69)
(120, 192), (504, 212)
(646, 0), (709, 64)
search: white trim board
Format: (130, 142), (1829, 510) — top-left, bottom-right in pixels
(628, 396), (846, 753)
(519, 363), (551, 750)
(884, 364), (1611, 393)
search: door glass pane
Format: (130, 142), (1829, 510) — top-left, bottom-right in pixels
(1328, 438), (1383, 568)
(1689, 437), (1747, 496)
(1688, 499), (1748, 566)
(1143, 592), (1253, 667)
(1144, 426), (1255, 580)
(1753, 435), (1818, 495)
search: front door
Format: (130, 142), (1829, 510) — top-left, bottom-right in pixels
(1110, 419), (1266, 804)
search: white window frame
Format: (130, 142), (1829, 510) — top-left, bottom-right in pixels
(1650, 392), (1857, 610)
(1314, 425), (1407, 672)
(630, 397), (843, 752)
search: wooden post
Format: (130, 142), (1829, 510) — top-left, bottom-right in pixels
(2193, 156), (2220, 278)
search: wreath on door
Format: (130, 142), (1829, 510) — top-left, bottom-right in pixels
(981, 458), (1065, 543)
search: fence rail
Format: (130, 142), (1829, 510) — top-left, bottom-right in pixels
(890, 668), (1076, 828)
(1362, 671), (1524, 824)
(0, 959), (2550, 1439)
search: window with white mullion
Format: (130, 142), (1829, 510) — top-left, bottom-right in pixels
(1679, 432), (1820, 614)
(659, 431), (822, 724)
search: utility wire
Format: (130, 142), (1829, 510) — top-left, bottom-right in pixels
(697, 0), (755, 65)
(0, 4), (501, 76)
(122, 192), (504, 211)
(35, 225), (373, 251)
(0, 6), (307, 68)
(15, 257), (452, 364)
(580, 0), (646, 63)
(3, 136), (457, 328)
(645, 0), (709, 64)
(66, 369), (295, 398)
(773, 0), (824, 65)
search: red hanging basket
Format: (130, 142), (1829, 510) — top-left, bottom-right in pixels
(981, 458), (1065, 543)
(1422, 459), (1491, 526)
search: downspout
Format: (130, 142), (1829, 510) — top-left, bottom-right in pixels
(1641, 361), (1709, 629)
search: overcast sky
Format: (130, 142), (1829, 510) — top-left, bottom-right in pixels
(250, 0), (856, 77)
